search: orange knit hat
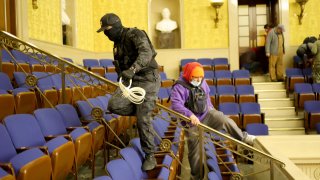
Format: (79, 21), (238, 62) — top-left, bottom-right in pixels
(183, 62), (204, 81)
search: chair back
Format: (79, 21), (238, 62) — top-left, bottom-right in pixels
(0, 72), (14, 91)
(105, 72), (118, 82)
(304, 101), (320, 112)
(180, 58), (196, 67)
(217, 85), (235, 95)
(240, 102), (261, 114)
(245, 123), (269, 135)
(209, 85), (216, 96)
(12, 50), (30, 63)
(106, 159), (138, 180)
(232, 69), (250, 78)
(119, 147), (145, 179)
(219, 102), (239, 115)
(294, 83), (313, 93)
(34, 108), (67, 136)
(198, 58), (213, 65)
(13, 72), (29, 88)
(285, 68), (303, 77)
(0, 124), (17, 162)
(4, 114), (46, 148)
(56, 104), (82, 127)
(214, 70), (232, 78)
(236, 85), (254, 95)
(1, 49), (13, 62)
(212, 58), (228, 65)
(99, 59), (114, 68)
(33, 72), (55, 90)
(83, 59), (100, 68)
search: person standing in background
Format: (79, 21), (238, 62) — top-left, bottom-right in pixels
(265, 24), (285, 82)
(261, 24), (272, 74)
(311, 40), (320, 83)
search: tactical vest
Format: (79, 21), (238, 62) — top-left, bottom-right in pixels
(113, 28), (158, 75)
(174, 80), (207, 114)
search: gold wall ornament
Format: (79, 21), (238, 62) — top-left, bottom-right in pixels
(295, 0), (309, 25)
(210, 0), (224, 28)
(32, 0), (38, 9)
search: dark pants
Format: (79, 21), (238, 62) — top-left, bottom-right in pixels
(186, 109), (247, 179)
(132, 70), (160, 154)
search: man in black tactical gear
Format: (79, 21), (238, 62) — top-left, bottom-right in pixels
(97, 13), (160, 171)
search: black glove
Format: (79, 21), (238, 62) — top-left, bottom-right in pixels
(121, 68), (135, 80)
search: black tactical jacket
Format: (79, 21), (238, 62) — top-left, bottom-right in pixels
(113, 27), (158, 76)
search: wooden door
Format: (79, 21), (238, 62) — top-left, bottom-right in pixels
(0, 0), (16, 35)
(238, 0), (278, 71)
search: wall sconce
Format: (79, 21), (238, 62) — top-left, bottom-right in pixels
(295, 0), (308, 25)
(210, 0), (224, 28)
(32, 0), (38, 9)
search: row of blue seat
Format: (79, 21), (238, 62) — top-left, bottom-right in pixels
(1, 49), (74, 80)
(2, 49), (73, 65)
(180, 58), (229, 66)
(285, 67), (314, 92)
(159, 85), (256, 97)
(83, 58), (114, 68)
(293, 83), (320, 112)
(303, 101), (320, 131)
(219, 102), (264, 129)
(0, 104), (102, 179)
(158, 85), (258, 109)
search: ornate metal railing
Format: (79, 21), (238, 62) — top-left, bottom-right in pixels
(0, 30), (289, 180)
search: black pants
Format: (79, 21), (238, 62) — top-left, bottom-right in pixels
(132, 70), (161, 155)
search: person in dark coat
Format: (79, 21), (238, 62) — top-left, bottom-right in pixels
(97, 13), (161, 171)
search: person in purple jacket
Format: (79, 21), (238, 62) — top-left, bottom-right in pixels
(170, 62), (256, 179)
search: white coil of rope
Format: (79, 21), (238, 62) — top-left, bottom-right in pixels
(118, 77), (146, 104)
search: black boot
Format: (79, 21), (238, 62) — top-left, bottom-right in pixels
(142, 154), (156, 171)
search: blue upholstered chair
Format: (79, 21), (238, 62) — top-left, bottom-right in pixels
(3, 114), (74, 179)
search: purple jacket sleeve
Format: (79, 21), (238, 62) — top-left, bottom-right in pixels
(170, 83), (194, 118)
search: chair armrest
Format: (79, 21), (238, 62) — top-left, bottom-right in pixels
(37, 146), (50, 155)
(167, 126), (176, 130)
(164, 131), (175, 136)
(0, 163), (15, 177)
(16, 147), (30, 153)
(255, 94), (258, 102)
(45, 134), (72, 141)
(261, 112), (265, 124)
(66, 126), (90, 132)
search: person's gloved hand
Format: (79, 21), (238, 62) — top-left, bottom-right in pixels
(121, 69), (135, 80)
